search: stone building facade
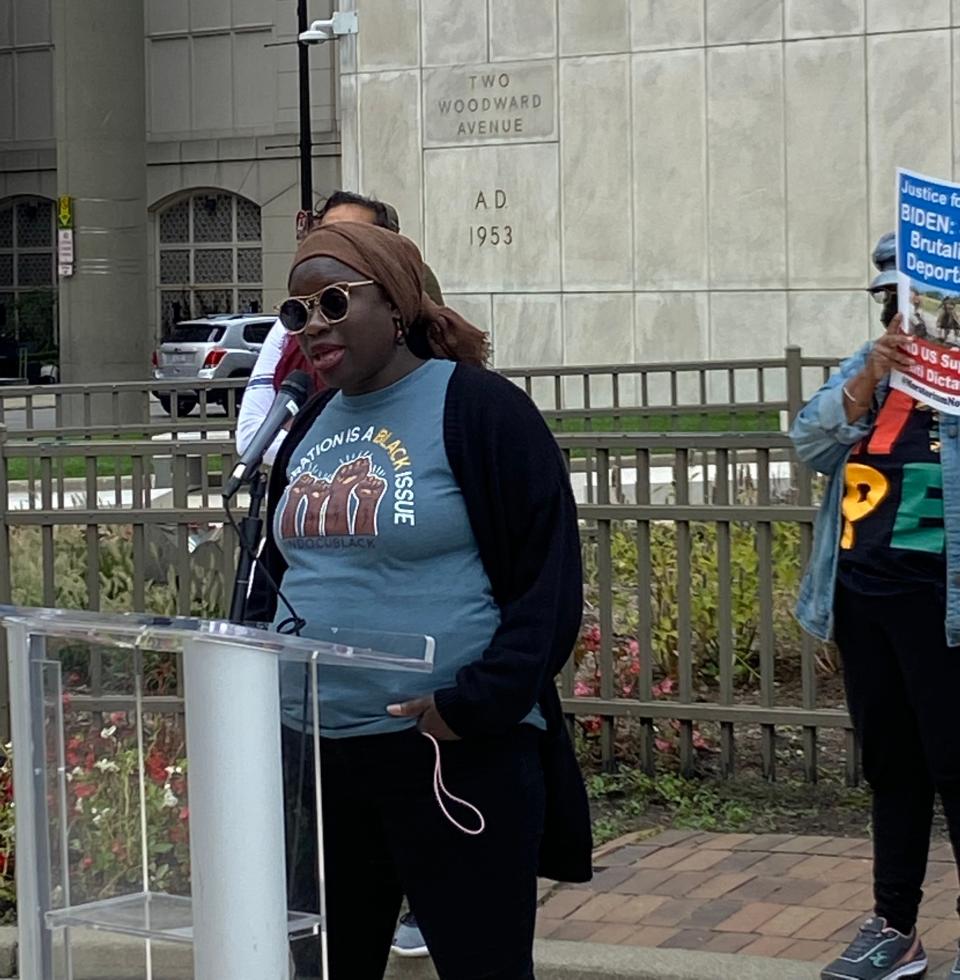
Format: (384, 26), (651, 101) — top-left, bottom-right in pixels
(337, 0), (958, 376)
(0, 0), (338, 384)
(1, 0), (957, 383)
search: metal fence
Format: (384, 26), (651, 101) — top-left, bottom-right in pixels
(0, 433), (242, 738)
(0, 348), (840, 441)
(558, 431), (850, 785)
(504, 347), (839, 427)
(0, 377), (245, 443)
(0, 349), (852, 781)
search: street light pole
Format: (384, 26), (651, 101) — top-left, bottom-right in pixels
(295, 10), (359, 239)
(296, 0), (313, 216)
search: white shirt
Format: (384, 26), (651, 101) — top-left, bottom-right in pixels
(236, 319), (288, 466)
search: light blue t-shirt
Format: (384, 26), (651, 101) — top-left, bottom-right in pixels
(273, 359), (543, 736)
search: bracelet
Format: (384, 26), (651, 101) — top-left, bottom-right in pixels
(842, 383), (866, 408)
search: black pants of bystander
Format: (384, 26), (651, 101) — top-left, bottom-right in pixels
(834, 583), (960, 935)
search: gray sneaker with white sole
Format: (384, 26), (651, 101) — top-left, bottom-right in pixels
(820, 916), (927, 979)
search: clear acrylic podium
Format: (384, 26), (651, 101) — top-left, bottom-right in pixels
(1, 606), (433, 980)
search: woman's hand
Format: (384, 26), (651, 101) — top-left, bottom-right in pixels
(867, 313), (912, 383)
(387, 694), (461, 741)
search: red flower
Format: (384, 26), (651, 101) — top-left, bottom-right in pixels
(145, 750), (168, 784)
(74, 783), (95, 799)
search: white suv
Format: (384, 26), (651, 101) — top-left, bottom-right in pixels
(151, 314), (274, 415)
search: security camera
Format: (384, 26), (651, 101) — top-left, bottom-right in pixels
(299, 10), (358, 43)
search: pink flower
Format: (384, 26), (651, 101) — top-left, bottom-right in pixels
(582, 625), (601, 653)
(692, 729), (712, 751)
(574, 679), (595, 697)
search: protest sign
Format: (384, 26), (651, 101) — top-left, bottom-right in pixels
(894, 168), (960, 414)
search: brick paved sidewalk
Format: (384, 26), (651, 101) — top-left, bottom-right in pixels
(537, 830), (960, 973)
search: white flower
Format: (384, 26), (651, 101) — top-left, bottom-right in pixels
(93, 759), (119, 773)
(100, 726), (117, 739)
(162, 786), (177, 808)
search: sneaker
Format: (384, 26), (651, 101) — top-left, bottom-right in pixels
(821, 916), (927, 979)
(391, 912), (429, 958)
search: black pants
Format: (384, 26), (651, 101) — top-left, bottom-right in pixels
(834, 583), (960, 933)
(282, 723), (545, 980)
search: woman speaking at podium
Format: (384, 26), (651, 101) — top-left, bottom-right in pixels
(247, 221), (590, 980)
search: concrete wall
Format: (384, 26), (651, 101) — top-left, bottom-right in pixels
(337, 0), (957, 376)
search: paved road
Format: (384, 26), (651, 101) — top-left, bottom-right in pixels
(0, 396), (221, 434)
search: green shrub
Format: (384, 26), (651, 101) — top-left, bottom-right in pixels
(581, 521), (817, 687)
(8, 526), (225, 620)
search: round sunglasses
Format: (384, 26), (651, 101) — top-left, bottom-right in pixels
(275, 280), (375, 333)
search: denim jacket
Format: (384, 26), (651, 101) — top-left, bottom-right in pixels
(791, 342), (960, 645)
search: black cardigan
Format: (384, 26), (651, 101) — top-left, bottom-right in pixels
(248, 362), (592, 883)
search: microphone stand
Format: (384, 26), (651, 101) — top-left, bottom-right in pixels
(227, 469), (267, 625)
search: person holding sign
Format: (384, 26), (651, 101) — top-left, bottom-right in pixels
(791, 234), (960, 980)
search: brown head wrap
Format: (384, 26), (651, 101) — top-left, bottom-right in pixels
(289, 221), (489, 366)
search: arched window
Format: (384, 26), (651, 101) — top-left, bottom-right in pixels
(0, 196), (57, 351)
(156, 191), (263, 332)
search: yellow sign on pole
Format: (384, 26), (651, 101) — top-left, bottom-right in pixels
(57, 195), (73, 230)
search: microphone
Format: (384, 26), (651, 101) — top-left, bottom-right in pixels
(222, 370), (312, 500)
